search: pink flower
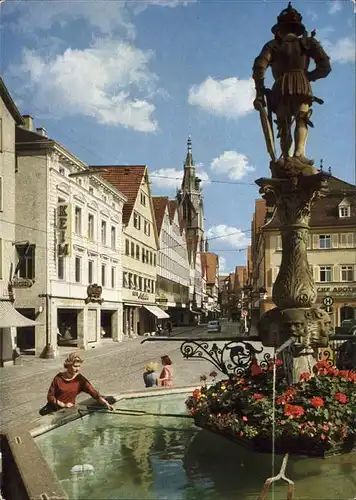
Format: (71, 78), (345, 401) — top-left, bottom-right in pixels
(242, 416), (248, 422)
(335, 392), (348, 404)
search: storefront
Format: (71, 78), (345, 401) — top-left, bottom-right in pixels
(0, 300), (38, 367)
(316, 286), (356, 328)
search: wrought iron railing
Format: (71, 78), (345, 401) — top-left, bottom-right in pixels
(141, 334), (355, 377)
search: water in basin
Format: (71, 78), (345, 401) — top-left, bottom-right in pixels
(35, 393), (356, 499)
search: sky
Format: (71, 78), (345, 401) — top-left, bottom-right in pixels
(1, 0), (355, 275)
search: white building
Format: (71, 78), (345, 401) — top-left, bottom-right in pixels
(93, 165), (168, 336)
(15, 117), (127, 357)
(153, 197), (190, 325)
(0, 79), (37, 366)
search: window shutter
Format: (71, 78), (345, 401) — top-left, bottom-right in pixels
(331, 234), (338, 248)
(347, 233), (353, 248)
(307, 234), (311, 249)
(333, 265), (339, 283)
(313, 235), (319, 249)
(339, 233), (346, 247)
(313, 266), (319, 282)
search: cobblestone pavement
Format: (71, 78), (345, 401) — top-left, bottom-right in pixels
(0, 324), (236, 432)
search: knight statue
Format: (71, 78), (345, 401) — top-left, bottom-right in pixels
(252, 2), (331, 172)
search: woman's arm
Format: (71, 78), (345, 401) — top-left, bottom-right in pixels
(81, 376), (113, 409)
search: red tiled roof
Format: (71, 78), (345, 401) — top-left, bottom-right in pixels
(152, 196), (169, 235)
(201, 253), (218, 285)
(90, 165), (146, 225)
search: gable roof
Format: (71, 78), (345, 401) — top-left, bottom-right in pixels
(168, 199), (177, 222)
(201, 253), (218, 285)
(152, 196), (169, 235)
(0, 77), (24, 126)
(90, 165), (146, 225)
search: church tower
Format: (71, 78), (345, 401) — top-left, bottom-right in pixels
(177, 137), (205, 315)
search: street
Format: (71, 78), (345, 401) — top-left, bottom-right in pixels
(0, 323), (237, 433)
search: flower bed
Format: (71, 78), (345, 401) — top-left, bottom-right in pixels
(186, 362), (356, 458)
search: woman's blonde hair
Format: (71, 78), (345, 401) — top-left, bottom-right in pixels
(144, 361), (158, 372)
(64, 352), (84, 368)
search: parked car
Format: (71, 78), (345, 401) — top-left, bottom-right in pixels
(207, 320), (221, 333)
(335, 319), (356, 336)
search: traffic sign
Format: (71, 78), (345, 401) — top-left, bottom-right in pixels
(323, 295), (334, 307)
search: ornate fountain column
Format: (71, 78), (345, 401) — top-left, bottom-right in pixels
(251, 3), (333, 383)
(256, 171), (332, 383)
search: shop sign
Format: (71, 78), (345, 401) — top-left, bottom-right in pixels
(11, 277), (34, 288)
(85, 284), (104, 304)
(57, 203), (72, 257)
(156, 297), (168, 303)
(317, 286), (356, 295)
(132, 291), (149, 300)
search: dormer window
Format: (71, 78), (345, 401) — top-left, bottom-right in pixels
(339, 205), (350, 218)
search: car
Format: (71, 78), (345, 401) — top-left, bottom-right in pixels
(207, 320), (221, 333)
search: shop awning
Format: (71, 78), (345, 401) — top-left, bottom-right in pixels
(0, 301), (38, 328)
(143, 305), (170, 319)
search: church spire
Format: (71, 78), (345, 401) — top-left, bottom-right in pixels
(182, 135), (196, 192)
(185, 135), (193, 167)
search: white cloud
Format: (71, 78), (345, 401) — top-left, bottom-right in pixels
(8, 38), (159, 132)
(4, 1), (136, 39)
(147, 0), (196, 6)
(210, 151), (255, 180)
(327, 37), (355, 64)
(328, 0), (342, 15)
(218, 256), (226, 273)
(206, 225), (250, 249)
(188, 77), (255, 118)
(150, 167), (209, 190)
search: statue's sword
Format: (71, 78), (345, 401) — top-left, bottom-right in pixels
(256, 91), (276, 163)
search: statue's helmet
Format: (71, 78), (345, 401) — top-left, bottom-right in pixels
(271, 2), (306, 37)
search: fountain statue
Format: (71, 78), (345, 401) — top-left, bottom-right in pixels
(253, 2), (332, 382)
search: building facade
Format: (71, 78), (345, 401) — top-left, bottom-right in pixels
(153, 197), (190, 325)
(201, 252), (220, 320)
(0, 79), (38, 366)
(15, 118), (127, 357)
(96, 166), (166, 336)
(251, 175), (356, 328)
(177, 137), (205, 323)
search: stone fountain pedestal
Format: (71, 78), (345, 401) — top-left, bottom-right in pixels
(256, 166), (332, 383)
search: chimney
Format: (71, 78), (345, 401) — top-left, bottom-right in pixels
(23, 115), (34, 131)
(36, 127), (47, 137)
(205, 238), (209, 252)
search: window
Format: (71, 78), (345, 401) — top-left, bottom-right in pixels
(75, 257), (81, 283)
(142, 247), (145, 263)
(58, 256), (64, 280)
(144, 220), (150, 236)
(89, 186), (94, 195)
(138, 276), (142, 291)
(111, 267), (116, 288)
(75, 207), (82, 234)
(339, 206), (350, 218)
(146, 250), (149, 263)
(319, 266), (332, 282)
(88, 214), (95, 241)
(133, 274), (138, 290)
(101, 264), (106, 287)
(149, 251), (153, 265)
(123, 272), (129, 288)
(16, 244), (35, 279)
(76, 178), (82, 186)
(340, 233), (354, 248)
(101, 220), (107, 245)
(111, 226), (116, 249)
(102, 195), (107, 203)
(140, 192), (146, 206)
(341, 265), (353, 282)
(153, 253), (156, 266)
(88, 260), (94, 284)
(129, 273), (133, 289)
(136, 244), (140, 259)
(133, 212), (141, 230)
(59, 166), (65, 176)
(319, 235), (331, 249)
(125, 239), (130, 255)
(130, 242), (135, 257)
(0, 176), (2, 211)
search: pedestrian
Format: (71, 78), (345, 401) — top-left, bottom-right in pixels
(39, 352), (113, 415)
(159, 355), (173, 387)
(167, 321), (172, 334)
(143, 362), (158, 388)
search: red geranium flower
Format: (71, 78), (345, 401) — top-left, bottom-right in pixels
(253, 393), (264, 400)
(335, 392), (348, 404)
(300, 372), (312, 382)
(310, 396), (324, 408)
(193, 389), (201, 400)
(284, 404), (305, 418)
